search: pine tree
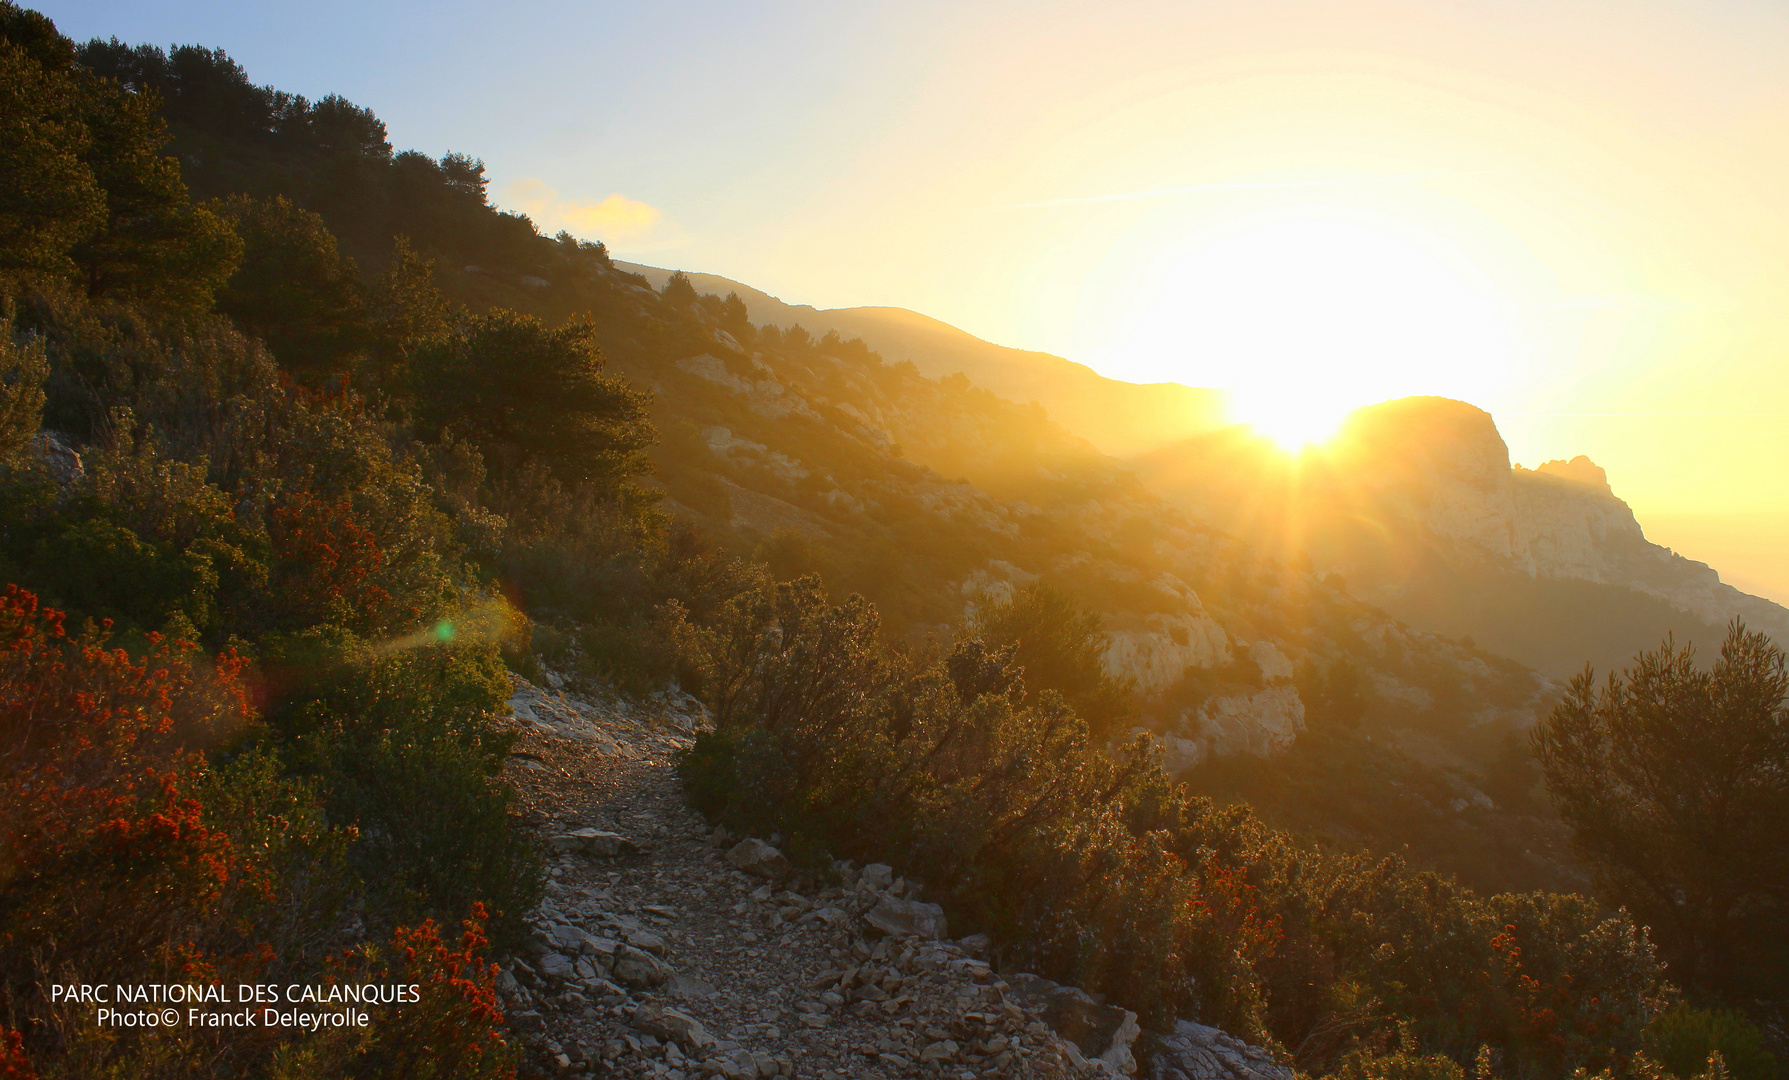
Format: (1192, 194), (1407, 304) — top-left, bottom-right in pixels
(1532, 622), (1789, 1001)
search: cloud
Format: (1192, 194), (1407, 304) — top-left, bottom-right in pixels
(507, 179), (661, 240)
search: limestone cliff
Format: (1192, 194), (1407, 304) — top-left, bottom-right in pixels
(1339, 398), (1789, 644)
(1133, 396), (1789, 678)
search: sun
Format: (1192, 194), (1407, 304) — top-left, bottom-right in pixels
(1098, 206), (1528, 449)
(1230, 385), (1352, 450)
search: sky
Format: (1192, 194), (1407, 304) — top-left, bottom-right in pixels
(38, 0), (1789, 601)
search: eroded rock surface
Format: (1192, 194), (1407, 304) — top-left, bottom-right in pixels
(1150, 1021), (1292, 1080)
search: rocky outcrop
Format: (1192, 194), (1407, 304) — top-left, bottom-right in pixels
(1104, 612), (1232, 696)
(1150, 1020), (1291, 1080)
(1005, 974), (1141, 1075)
(1155, 683), (1307, 772)
(27, 430), (82, 487)
(725, 838), (792, 880)
(1339, 398), (1789, 643)
(1146, 639), (1305, 773)
(676, 353), (822, 423)
(862, 896), (949, 941)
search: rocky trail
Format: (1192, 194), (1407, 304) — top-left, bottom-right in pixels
(495, 675), (1290, 1080)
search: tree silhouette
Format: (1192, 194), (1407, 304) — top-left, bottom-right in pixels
(1532, 622), (1789, 1001)
(410, 309), (654, 495)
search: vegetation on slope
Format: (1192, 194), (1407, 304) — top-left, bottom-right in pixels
(0, 4), (1780, 1076)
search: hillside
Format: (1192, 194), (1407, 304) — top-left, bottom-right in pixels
(624, 265), (1789, 685)
(5, 12), (1760, 1076)
(69, 36), (1595, 889)
(618, 263), (1226, 459)
(1131, 396), (1789, 679)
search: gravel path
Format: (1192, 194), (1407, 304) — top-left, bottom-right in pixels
(495, 676), (1119, 1080)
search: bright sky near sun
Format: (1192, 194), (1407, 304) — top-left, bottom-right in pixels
(37, 0), (1789, 600)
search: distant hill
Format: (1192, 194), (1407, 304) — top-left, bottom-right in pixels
(618, 262), (1226, 458)
(1132, 396), (1789, 678)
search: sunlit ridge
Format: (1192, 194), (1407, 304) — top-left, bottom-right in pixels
(1097, 207), (1528, 443)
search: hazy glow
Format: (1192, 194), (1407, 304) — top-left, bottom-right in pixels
(53, 0), (1789, 601)
(1097, 208), (1527, 448)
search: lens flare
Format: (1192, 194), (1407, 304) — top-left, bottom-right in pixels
(372, 600), (516, 656)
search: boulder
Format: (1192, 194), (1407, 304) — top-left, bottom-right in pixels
(859, 862), (895, 891)
(862, 895), (948, 940)
(919, 1039), (959, 1063)
(1008, 975), (1141, 1075)
(956, 932), (992, 957)
(725, 837), (791, 879)
(612, 944), (673, 988)
(28, 431), (83, 488)
(1151, 1020), (1292, 1080)
(548, 923), (586, 952)
(632, 1004), (717, 1053)
(581, 935), (620, 965)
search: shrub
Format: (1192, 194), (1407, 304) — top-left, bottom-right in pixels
(0, 323), (46, 462)
(308, 904), (517, 1080)
(0, 584), (350, 1077)
(1533, 624), (1789, 1002)
(0, 1026), (31, 1080)
(264, 631), (540, 942)
(970, 581), (1137, 741)
(1643, 1007), (1778, 1080)
(673, 576), (1668, 1074)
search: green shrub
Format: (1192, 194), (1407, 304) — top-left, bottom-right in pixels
(1644, 1007), (1778, 1080)
(266, 635), (540, 943)
(671, 575), (1668, 1074)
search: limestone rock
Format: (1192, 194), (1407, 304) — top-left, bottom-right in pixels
(28, 431), (82, 487)
(919, 1038), (959, 1063)
(725, 837), (792, 879)
(862, 895), (948, 940)
(536, 951), (575, 980)
(631, 1004), (716, 1053)
(611, 944), (672, 987)
(547, 827), (640, 857)
(1151, 1019), (1291, 1080)
(1104, 612), (1232, 696)
(859, 862), (895, 891)
(1008, 974), (1141, 1074)
(1152, 683), (1307, 776)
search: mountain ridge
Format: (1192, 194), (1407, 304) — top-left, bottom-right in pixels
(622, 262), (1787, 679)
(1133, 396), (1789, 677)
(616, 262), (1227, 459)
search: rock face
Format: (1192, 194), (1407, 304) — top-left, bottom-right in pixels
(1150, 1020), (1291, 1080)
(1190, 684), (1305, 763)
(1103, 612), (1232, 696)
(27, 430), (82, 487)
(1007, 974), (1142, 1075)
(1146, 638), (1306, 772)
(1339, 398), (1789, 643)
